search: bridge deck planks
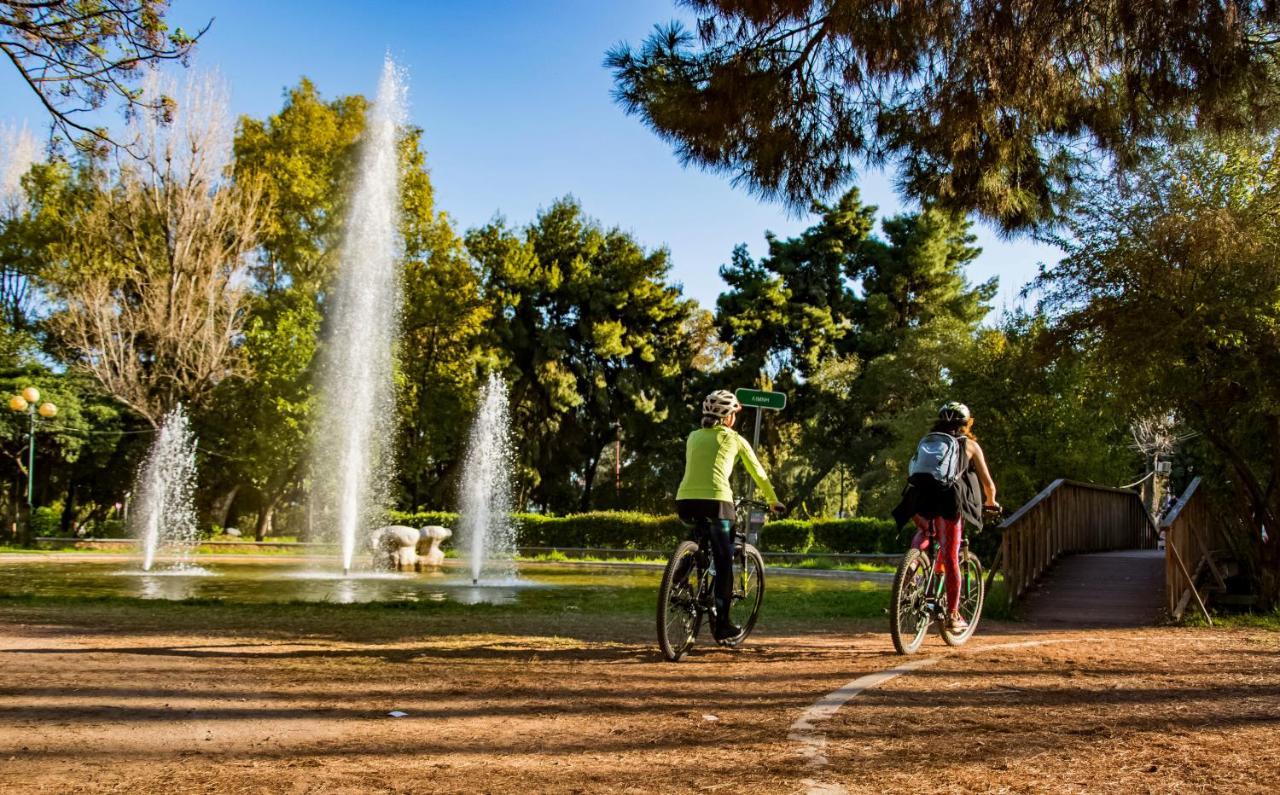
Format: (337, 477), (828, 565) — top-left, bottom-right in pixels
(1020, 549), (1165, 627)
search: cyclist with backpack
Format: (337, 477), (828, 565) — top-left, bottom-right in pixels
(676, 390), (784, 641)
(893, 402), (999, 633)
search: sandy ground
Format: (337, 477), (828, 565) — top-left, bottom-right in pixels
(0, 606), (1276, 794)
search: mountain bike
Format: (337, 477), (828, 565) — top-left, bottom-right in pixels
(889, 511), (997, 655)
(657, 498), (768, 662)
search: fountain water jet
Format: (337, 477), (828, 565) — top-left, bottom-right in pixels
(458, 373), (516, 584)
(133, 406), (199, 571)
(311, 56), (407, 574)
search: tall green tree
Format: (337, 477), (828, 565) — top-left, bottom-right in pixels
(233, 79), (367, 294)
(715, 189), (994, 514)
(1037, 132), (1280, 606)
(467, 198), (694, 512)
(396, 222), (493, 511)
(609, 1), (1280, 229)
(944, 312), (1136, 511)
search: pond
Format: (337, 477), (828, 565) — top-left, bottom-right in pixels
(0, 556), (873, 608)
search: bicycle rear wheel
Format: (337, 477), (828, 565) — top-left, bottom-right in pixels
(941, 550), (984, 647)
(890, 548), (933, 655)
(657, 541), (701, 661)
(721, 544), (765, 647)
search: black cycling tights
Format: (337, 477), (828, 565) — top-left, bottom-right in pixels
(695, 517), (735, 629)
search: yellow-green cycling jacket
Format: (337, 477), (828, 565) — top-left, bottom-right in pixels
(675, 425), (779, 505)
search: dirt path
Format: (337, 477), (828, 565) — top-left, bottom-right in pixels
(0, 608), (1276, 794)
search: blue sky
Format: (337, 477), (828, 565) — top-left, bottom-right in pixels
(0, 0), (1060, 313)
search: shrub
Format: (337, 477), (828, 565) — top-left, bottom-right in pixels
(525, 511), (685, 549)
(384, 509), (906, 554)
(383, 510), (684, 550)
(811, 517), (896, 553)
(879, 521), (914, 553)
(758, 518), (812, 552)
(86, 518), (128, 539)
(31, 506), (61, 537)
(385, 511), (459, 529)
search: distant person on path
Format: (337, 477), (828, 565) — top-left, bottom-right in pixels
(675, 389), (784, 641)
(894, 402), (1000, 632)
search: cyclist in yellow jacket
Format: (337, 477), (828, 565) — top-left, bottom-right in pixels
(676, 390), (784, 641)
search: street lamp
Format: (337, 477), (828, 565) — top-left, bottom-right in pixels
(8, 386), (57, 516)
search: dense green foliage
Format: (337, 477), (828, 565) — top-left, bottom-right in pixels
(714, 189), (998, 515)
(467, 199), (695, 511)
(609, 1), (1280, 229)
(1038, 133), (1280, 605)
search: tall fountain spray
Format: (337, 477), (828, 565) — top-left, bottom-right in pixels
(458, 373), (516, 584)
(133, 406), (200, 571)
(312, 56), (407, 574)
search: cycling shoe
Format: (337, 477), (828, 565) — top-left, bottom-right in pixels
(713, 622), (742, 642)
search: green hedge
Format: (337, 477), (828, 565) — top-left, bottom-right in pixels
(387, 510), (685, 550)
(759, 519), (813, 552)
(811, 517), (896, 553)
(387, 510), (899, 554)
(386, 511), (459, 530)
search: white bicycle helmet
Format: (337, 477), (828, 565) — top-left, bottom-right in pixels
(938, 401), (971, 421)
(702, 389), (741, 418)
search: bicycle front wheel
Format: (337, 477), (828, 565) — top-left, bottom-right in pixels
(941, 550), (984, 647)
(657, 541), (701, 661)
(722, 544), (765, 647)
(890, 548), (933, 655)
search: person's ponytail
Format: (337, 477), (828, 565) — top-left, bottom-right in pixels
(931, 417), (977, 441)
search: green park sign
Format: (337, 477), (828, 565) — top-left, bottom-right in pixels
(735, 388), (786, 411)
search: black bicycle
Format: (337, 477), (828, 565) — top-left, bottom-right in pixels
(889, 514), (995, 655)
(657, 498), (768, 662)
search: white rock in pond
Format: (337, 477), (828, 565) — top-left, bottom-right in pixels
(368, 525), (420, 571)
(415, 525), (452, 569)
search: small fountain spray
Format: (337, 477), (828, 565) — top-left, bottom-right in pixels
(133, 406), (200, 571)
(458, 373), (516, 585)
(311, 56), (407, 575)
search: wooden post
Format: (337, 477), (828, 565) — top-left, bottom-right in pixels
(1167, 538), (1212, 626)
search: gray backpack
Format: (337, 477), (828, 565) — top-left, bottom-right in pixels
(908, 432), (965, 487)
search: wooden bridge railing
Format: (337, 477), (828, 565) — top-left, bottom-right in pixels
(1160, 477), (1224, 624)
(995, 479), (1158, 604)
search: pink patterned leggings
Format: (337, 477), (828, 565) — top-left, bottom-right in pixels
(911, 514), (963, 613)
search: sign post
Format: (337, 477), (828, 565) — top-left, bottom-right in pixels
(735, 388), (786, 501)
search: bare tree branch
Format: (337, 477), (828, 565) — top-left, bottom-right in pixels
(42, 72), (263, 425)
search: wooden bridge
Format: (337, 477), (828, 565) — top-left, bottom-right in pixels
(991, 478), (1229, 626)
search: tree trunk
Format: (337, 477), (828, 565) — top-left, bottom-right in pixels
(254, 497), (278, 541)
(224, 492), (244, 534)
(7, 478), (18, 544)
(254, 463), (303, 541)
(60, 482), (78, 535)
(211, 484), (240, 530)
(579, 453), (601, 513)
(1260, 527), (1280, 610)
